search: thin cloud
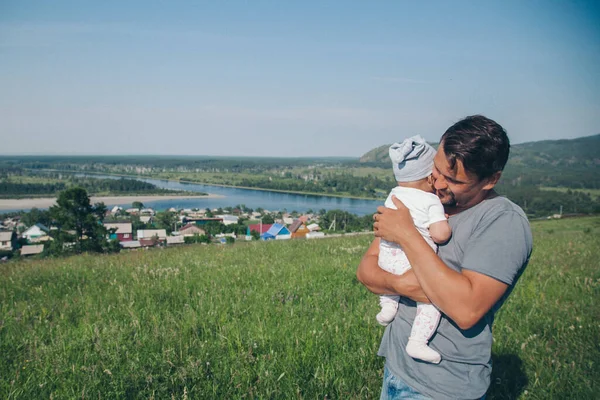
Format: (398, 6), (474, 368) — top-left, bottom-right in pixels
(371, 76), (431, 84)
(0, 21), (274, 48)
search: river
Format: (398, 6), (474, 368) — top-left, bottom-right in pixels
(6, 174), (384, 216)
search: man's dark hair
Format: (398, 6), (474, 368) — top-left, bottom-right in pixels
(440, 115), (510, 180)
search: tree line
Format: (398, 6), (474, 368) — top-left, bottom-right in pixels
(0, 173), (192, 197)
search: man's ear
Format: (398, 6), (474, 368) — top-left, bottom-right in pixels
(482, 171), (501, 190)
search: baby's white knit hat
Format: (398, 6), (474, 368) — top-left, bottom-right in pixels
(389, 135), (436, 182)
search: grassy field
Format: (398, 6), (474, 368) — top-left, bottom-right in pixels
(1, 217), (599, 399)
(539, 186), (600, 199)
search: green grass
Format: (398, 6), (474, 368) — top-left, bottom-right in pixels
(1, 217), (599, 399)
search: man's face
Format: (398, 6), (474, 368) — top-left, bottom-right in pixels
(431, 144), (497, 211)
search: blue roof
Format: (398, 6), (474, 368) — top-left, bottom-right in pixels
(35, 223), (50, 232)
(261, 223), (291, 239)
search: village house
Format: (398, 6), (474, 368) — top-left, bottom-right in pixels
(103, 223), (133, 242)
(139, 215), (153, 224)
(182, 216), (223, 226)
(306, 223), (321, 232)
(140, 208), (155, 216)
(217, 215), (239, 226)
(306, 231), (325, 239)
(137, 229), (168, 241)
(20, 244), (44, 256)
(0, 231), (17, 251)
(288, 219), (311, 239)
(177, 223), (206, 237)
(111, 206), (123, 214)
(21, 223), (50, 243)
(2, 216), (21, 230)
(246, 223), (272, 237)
(166, 236), (185, 245)
(215, 233), (236, 239)
(120, 240), (142, 249)
(139, 238), (159, 248)
(261, 223), (291, 240)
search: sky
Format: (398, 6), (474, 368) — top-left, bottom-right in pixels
(1, 1), (599, 157)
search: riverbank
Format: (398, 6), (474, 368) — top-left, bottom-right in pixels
(31, 168), (385, 201)
(0, 194), (224, 211)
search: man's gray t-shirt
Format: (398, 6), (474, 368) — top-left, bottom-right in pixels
(378, 195), (532, 399)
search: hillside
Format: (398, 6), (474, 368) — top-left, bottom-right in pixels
(1, 216), (599, 398)
(359, 134), (600, 189)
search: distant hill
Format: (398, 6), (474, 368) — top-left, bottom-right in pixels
(509, 134), (600, 168)
(359, 134), (600, 189)
(360, 134), (599, 165)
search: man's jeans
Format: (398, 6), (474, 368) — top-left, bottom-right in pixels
(380, 366), (487, 400)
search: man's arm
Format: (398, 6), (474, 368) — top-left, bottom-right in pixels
(356, 237), (430, 303)
(373, 197), (510, 330)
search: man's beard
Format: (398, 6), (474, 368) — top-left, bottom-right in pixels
(437, 189), (457, 207)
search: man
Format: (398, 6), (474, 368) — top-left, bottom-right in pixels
(357, 115), (532, 399)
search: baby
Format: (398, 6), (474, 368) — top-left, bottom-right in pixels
(377, 135), (452, 364)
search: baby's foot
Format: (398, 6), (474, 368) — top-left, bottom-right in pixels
(376, 306), (398, 326)
(406, 339), (441, 364)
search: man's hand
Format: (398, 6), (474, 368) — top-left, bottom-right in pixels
(373, 196), (419, 246)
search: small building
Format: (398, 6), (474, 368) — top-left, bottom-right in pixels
(137, 229), (167, 241)
(126, 208), (140, 215)
(178, 223), (206, 237)
(104, 223), (133, 242)
(166, 236), (185, 245)
(283, 217), (294, 225)
(120, 240), (142, 249)
(306, 223), (321, 232)
(3, 216), (21, 230)
(111, 206), (123, 214)
(247, 223), (272, 237)
(217, 215), (239, 226)
(20, 244), (44, 256)
(22, 223), (50, 243)
(262, 223), (291, 241)
(140, 208), (156, 216)
(289, 219), (310, 239)
(0, 231), (17, 251)
(139, 238), (158, 247)
(306, 232), (325, 239)
(140, 215), (153, 224)
(182, 217), (223, 225)
(215, 233), (236, 239)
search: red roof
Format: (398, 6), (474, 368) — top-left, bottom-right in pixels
(248, 223), (272, 234)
